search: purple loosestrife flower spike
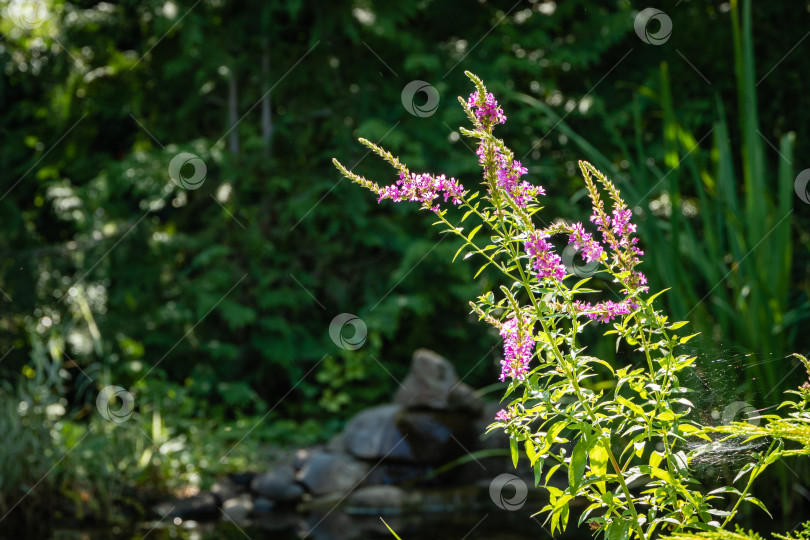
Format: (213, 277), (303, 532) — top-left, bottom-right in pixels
(377, 171), (465, 212)
(568, 222), (604, 263)
(573, 299), (638, 324)
(525, 231), (566, 282)
(499, 316), (535, 381)
(494, 155), (544, 208)
(468, 91), (507, 126)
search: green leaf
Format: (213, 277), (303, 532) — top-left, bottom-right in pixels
(646, 466), (673, 483)
(510, 437), (519, 468)
(743, 495), (773, 517)
(526, 439), (537, 464)
(606, 519), (631, 540)
(219, 300), (257, 330)
(546, 421), (569, 447)
(657, 410), (675, 422)
(646, 288), (671, 303)
(569, 438), (587, 491)
(474, 261), (493, 279)
(571, 277), (592, 291)
(589, 438), (609, 493)
(550, 495), (572, 534)
(617, 396), (646, 419)
(675, 355), (697, 370)
(734, 462), (756, 483)
(676, 398), (695, 408)
(672, 450), (688, 473)
(533, 457), (545, 487)
(546, 464), (561, 484)
(708, 486), (741, 496)
(467, 223), (483, 242)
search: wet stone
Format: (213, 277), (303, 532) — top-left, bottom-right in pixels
(251, 464), (304, 502)
(296, 452), (370, 496)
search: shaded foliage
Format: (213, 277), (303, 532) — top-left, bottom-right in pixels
(0, 0), (809, 529)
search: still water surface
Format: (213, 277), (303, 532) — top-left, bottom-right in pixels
(50, 508), (581, 540)
(47, 498), (802, 540)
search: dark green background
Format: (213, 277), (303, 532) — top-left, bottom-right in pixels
(1, 0), (809, 530)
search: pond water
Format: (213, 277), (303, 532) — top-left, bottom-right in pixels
(50, 505), (581, 540)
(48, 508), (805, 540)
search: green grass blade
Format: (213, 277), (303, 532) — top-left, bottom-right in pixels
(381, 518), (403, 540)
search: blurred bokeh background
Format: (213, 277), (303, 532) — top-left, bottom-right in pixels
(1, 0), (809, 537)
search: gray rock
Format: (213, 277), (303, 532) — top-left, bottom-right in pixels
(228, 472), (257, 487)
(293, 447), (321, 470)
(396, 409), (477, 463)
(252, 497), (275, 515)
(327, 432), (345, 452)
(296, 452), (370, 496)
(394, 349), (459, 409)
(343, 404), (415, 461)
(251, 464), (304, 502)
(221, 494), (253, 522)
(346, 486), (415, 515)
(447, 382), (484, 416)
(296, 491), (345, 512)
(362, 462), (432, 486)
(343, 403), (477, 464)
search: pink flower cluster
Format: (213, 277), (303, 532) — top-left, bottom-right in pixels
(495, 408), (512, 422)
(591, 206), (648, 291)
(499, 316), (535, 381)
(496, 156), (545, 208)
(568, 222), (604, 263)
(525, 231), (566, 282)
(590, 207), (641, 255)
(610, 208), (635, 238)
(474, 143), (545, 208)
(573, 299), (638, 324)
(377, 171), (465, 212)
(467, 91), (507, 126)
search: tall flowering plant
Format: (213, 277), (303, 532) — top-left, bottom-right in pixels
(333, 73), (770, 539)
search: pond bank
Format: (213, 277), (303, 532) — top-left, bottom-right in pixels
(149, 349), (541, 531)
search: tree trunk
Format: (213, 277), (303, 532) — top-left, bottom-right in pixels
(228, 68), (240, 155)
(261, 39), (272, 159)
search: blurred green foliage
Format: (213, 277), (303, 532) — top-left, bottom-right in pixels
(520, 1), (806, 395)
(1, 0), (809, 530)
